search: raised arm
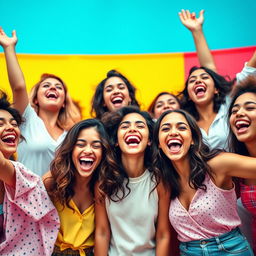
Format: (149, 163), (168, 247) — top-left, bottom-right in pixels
(0, 27), (28, 114)
(94, 183), (111, 256)
(178, 9), (217, 72)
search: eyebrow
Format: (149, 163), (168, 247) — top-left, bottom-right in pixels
(120, 120), (146, 125)
(232, 101), (256, 108)
(188, 72), (209, 80)
(0, 117), (16, 121)
(160, 121), (188, 128)
(41, 81), (63, 86)
(76, 139), (101, 143)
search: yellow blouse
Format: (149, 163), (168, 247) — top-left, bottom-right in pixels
(54, 199), (94, 256)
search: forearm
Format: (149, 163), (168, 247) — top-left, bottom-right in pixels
(94, 233), (110, 256)
(4, 45), (26, 92)
(191, 29), (216, 71)
(156, 234), (170, 256)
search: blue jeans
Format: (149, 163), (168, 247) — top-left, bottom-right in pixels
(179, 228), (254, 256)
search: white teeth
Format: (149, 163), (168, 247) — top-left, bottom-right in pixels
(46, 92), (57, 98)
(80, 157), (94, 162)
(195, 86), (206, 94)
(125, 135), (140, 144)
(167, 139), (182, 147)
(112, 96), (123, 103)
(235, 120), (250, 128)
(2, 135), (16, 140)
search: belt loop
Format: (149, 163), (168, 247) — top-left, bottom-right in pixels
(214, 236), (222, 250)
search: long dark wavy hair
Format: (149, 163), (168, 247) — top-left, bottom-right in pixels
(47, 118), (117, 208)
(152, 109), (220, 199)
(100, 106), (157, 202)
(179, 66), (234, 121)
(228, 76), (256, 156)
(91, 70), (140, 120)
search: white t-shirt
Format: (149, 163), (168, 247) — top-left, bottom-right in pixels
(17, 104), (67, 176)
(106, 170), (158, 256)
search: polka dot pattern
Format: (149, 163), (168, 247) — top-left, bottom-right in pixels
(169, 174), (241, 242)
(0, 161), (60, 255)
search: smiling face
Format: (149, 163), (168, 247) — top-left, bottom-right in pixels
(36, 77), (66, 112)
(187, 69), (217, 106)
(229, 92), (256, 145)
(153, 94), (180, 119)
(103, 76), (131, 112)
(158, 112), (193, 163)
(72, 127), (102, 179)
(0, 110), (20, 159)
(117, 113), (149, 156)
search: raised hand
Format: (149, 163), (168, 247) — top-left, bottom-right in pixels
(178, 9), (204, 32)
(0, 27), (17, 49)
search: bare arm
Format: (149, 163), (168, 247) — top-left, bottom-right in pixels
(208, 152), (256, 181)
(0, 152), (16, 187)
(0, 27), (28, 114)
(156, 182), (171, 256)
(94, 183), (111, 256)
(178, 9), (217, 72)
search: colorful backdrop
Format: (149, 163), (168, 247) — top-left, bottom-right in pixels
(1, 1), (255, 118)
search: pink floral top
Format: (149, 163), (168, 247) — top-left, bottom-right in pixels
(0, 161), (60, 255)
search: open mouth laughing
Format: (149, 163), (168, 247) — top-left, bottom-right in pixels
(1, 133), (17, 147)
(235, 119), (250, 134)
(125, 135), (141, 146)
(79, 156), (95, 171)
(167, 138), (182, 153)
(194, 84), (206, 97)
(111, 95), (124, 107)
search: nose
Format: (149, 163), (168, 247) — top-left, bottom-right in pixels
(169, 128), (178, 136)
(113, 86), (120, 94)
(128, 123), (137, 133)
(163, 102), (170, 110)
(236, 107), (245, 117)
(5, 123), (15, 131)
(83, 145), (93, 154)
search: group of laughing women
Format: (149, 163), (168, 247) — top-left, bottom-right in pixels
(0, 9), (256, 256)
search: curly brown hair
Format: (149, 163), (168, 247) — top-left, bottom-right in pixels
(47, 118), (117, 208)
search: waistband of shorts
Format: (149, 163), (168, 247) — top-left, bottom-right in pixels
(180, 227), (241, 246)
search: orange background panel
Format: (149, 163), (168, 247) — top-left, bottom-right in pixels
(0, 53), (185, 118)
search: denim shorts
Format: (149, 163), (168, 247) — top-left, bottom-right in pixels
(179, 228), (254, 256)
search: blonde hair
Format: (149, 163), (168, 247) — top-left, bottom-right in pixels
(30, 73), (81, 130)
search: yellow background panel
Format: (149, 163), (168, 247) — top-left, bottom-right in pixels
(0, 53), (185, 118)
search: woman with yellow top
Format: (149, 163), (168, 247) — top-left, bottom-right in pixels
(43, 119), (116, 256)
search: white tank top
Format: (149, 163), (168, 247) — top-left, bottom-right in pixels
(106, 170), (158, 256)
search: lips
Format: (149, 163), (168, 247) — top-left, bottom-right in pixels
(235, 119), (250, 134)
(46, 91), (58, 99)
(125, 135), (141, 145)
(194, 84), (206, 97)
(79, 156), (95, 171)
(1, 133), (17, 146)
(167, 138), (182, 153)
(111, 95), (124, 106)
